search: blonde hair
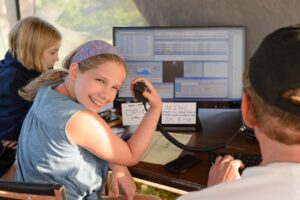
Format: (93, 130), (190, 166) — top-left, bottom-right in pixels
(19, 45), (126, 101)
(9, 16), (62, 72)
(243, 69), (300, 145)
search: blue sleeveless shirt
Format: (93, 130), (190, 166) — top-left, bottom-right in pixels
(16, 86), (108, 199)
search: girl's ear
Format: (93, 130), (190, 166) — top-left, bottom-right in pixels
(241, 93), (256, 128)
(68, 63), (79, 80)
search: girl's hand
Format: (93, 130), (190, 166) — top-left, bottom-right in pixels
(109, 164), (136, 200)
(1, 140), (17, 149)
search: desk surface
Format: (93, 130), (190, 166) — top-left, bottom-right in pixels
(129, 110), (260, 191)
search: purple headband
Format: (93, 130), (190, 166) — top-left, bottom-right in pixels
(70, 40), (124, 64)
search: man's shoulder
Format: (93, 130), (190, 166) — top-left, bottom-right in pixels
(178, 164), (300, 200)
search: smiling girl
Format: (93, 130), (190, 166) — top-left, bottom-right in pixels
(16, 40), (162, 200)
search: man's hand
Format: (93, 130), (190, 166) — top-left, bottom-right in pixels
(207, 155), (244, 187)
(1, 140), (17, 149)
(109, 164), (136, 200)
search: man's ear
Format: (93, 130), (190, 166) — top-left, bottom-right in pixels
(241, 93), (256, 128)
(68, 63), (79, 80)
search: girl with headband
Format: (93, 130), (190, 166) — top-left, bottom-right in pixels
(16, 40), (162, 200)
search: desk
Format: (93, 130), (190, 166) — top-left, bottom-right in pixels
(128, 110), (260, 191)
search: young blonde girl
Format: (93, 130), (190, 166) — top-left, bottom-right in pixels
(0, 16), (61, 178)
(16, 40), (162, 200)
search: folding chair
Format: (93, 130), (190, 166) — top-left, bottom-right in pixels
(0, 179), (66, 200)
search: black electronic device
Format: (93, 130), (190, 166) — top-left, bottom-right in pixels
(208, 151), (262, 173)
(164, 154), (200, 174)
(113, 26), (245, 111)
(133, 81), (150, 103)
(98, 109), (122, 127)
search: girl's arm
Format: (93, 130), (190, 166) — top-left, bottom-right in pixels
(66, 78), (162, 166)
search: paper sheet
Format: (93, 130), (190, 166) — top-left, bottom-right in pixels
(162, 102), (197, 124)
(141, 131), (192, 165)
(121, 102), (146, 125)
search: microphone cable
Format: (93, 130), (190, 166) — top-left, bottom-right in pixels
(143, 103), (243, 153)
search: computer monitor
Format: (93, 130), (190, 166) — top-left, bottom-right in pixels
(113, 26), (245, 109)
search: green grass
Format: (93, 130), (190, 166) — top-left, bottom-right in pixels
(136, 182), (181, 200)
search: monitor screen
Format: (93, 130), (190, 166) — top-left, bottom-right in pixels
(113, 26), (245, 108)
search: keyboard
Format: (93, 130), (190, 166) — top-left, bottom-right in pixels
(208, 152), (262, 172)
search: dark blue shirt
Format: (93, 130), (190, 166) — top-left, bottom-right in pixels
(0, 51), (40, 141)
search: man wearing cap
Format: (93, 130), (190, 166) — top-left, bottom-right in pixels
(178, 25), (300, 200)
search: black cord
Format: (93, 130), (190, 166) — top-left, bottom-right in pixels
(225, 126), (244, 146)
(143, 103), (242, 153)
(157, 123), (226, 152)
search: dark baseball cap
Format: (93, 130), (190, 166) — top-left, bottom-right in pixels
(249, 24), (300, 116)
